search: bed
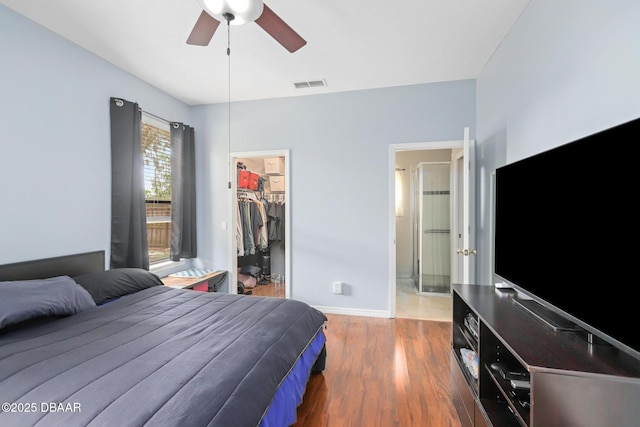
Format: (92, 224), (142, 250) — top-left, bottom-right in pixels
(0, 251), (327, 427)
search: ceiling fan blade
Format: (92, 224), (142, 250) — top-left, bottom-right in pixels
(187, 10), (221, 46)
(255, 4), (307, 53)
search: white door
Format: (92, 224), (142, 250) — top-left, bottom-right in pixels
(451, 131), (477, 285)
(460, 128), (476, 284)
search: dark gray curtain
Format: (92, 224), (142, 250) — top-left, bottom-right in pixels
(109, 97), (149, 270)
(170, 122), (197, 261)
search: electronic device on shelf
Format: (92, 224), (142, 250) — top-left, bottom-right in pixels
(464, 313), (479, 340)
(501, 370), (529, 381)
(490, 362), (530, 382)
(508, 389), (530, 401)
(510, 379), (531, 391)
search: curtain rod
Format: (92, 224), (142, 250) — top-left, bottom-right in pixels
(141, 109), (170, 125)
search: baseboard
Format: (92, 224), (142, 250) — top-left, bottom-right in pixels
(312, 305), (390, 318)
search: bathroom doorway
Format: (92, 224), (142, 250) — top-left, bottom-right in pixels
(389, 131), (475, 320)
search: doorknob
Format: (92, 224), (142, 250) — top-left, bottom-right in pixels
(456, 249), (477, 256)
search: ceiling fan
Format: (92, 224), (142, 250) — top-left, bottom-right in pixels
(186, 0), (307, 53)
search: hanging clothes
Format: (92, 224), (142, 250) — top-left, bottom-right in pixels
(249, 200), (263, 251)
(240, 199), (255, 255)
(267, 201), (285, 242)
(237, 195), (270, 255)
(237, 200), (245, 256)
(278, 202), (285, 242)
(256, 199), (269, 251)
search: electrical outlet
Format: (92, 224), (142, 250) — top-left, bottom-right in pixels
(332, 281), (343, 295)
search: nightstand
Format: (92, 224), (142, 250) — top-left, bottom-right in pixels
(161, 270), (226, 292)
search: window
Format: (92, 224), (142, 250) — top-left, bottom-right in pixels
(141, 113), (171, 264)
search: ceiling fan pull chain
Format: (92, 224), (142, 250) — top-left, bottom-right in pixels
(224, 12), (234, 56)
(225, 12), (233, 189)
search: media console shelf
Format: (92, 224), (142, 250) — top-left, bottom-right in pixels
(450, 283), (640, 427)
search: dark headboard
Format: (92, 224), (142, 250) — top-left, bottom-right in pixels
(0, 251), (105, 281)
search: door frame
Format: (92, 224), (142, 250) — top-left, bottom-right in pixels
(228, 149), (291, 298)
(389, 140), (465, 318)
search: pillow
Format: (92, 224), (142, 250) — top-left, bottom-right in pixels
(0, 276), (96, 330)
(72, 268), (163, 305)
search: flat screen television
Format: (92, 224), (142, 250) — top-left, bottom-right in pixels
(494, 117), (640, 361)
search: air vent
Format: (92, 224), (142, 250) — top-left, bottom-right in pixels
(294, 79), (327, 89)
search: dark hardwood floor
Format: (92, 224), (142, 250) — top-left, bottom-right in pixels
(246, 281), (285, 298)
(294, 314), (462, 427)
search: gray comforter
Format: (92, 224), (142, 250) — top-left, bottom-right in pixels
(0, 286), (326, 426)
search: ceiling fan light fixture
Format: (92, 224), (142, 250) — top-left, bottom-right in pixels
(198, 0), (264, 25)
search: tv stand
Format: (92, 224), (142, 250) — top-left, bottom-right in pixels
(512, 298), (580, 331)
(450, 283), (640, 427)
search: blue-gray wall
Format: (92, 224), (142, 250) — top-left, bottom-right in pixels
(2, 0), (640, 314)
(192, 83), (475, 312)
(474, 0), (640, 287)
(0, 4), (474, 314)
(0, 6), (190, 266)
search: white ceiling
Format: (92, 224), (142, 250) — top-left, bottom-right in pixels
(1, 0), (530, 106)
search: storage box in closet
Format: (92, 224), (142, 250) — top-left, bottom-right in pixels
(264, 158), (282, 174)
(269, 176), (285, 192)
(248, 173), (259, 190)
(238, 170), (250, 188)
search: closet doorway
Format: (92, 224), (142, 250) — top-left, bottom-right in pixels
(229, 150), (290, 299)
